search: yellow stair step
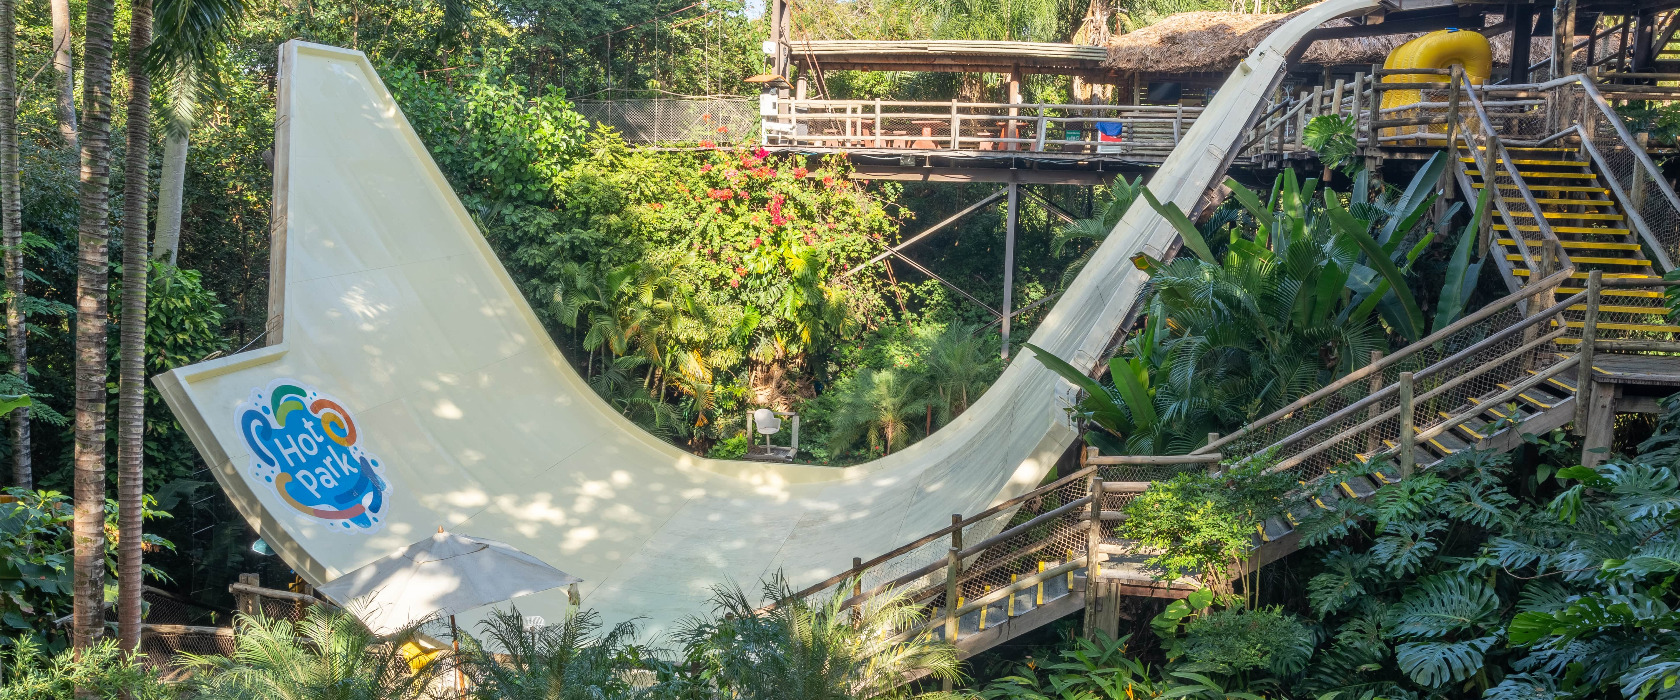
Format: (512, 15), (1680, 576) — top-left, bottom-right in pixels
(1462, 146), (1580, 153)
(1473, 184), (1610, 194)
(1505, 254), (1650, 266)
(1551, 320), (1680, 333)
(1566, 303), (1671, 314)
(1460, 158), (1590, 168)
(1512, 198), (1615, 207)
(1466, 170), (1600, 180)
(1505, 211), (1626, 221)
(1515, 270), (1656, 279)
(1493, 224), (1632, 235)
(1556, 286), (1664, 298)
(1497, 239), (1641, 251)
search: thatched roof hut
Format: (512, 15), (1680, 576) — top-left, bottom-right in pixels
(1104, 10), (1554, 75)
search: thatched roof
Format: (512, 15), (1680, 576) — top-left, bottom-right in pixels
(1104, 9), (1556, 75)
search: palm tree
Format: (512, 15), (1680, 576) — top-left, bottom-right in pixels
(921, 323), (998, 424)
(116, 0), (154, 655)
(50, 0), (75, 153)
(457, 607), (651, 700)
(148, 0), (249, 264)
(590, 354), (685, 440)
(184, 606), (444, 699)
(1050, 175), (1145, 289)
(675, 573), (963, 699)
(827, 369), (929, 457)
(71, 0), (118, 652)
(0, 0), (24, 490)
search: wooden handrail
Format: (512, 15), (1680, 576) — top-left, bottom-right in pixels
(1199, 267), (1576, 456)
(787, 464), (1101, 603)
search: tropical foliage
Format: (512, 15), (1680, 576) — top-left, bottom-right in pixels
(184, 606), (446, 699)
(1031, 153), (1489, 454)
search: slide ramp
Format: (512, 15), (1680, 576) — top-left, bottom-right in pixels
(155, 0), (1374, 634)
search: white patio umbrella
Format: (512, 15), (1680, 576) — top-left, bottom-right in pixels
(318, 528), (580, 636)
(318, 529), (581, 691)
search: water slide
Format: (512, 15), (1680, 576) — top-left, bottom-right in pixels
(155, 0), (1375, 634)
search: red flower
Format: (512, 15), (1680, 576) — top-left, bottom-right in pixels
(730, 279), (741, 287)
(735, 266), (747, 275)
(717, 126), (729, 133)
(648, 202), (664, 210)
(822, 176), (835, 187)
(751, 237), (762, 248)
(699, 140), (716, 148)
(792, 167), (808, 178)
(754, 147), (769, 159)
(709, 188), (735, 201)
(701, 164), (713, 172)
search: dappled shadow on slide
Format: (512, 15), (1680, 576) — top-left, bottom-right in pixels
(155, 0), (1378, 635)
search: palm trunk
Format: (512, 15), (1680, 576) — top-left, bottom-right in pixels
(51, 0), (76, 152)
(72, 0), (116, 653)
(116, 0), (152, 655)
(0, 0), (25, 491)
(151, 98), (189, 264)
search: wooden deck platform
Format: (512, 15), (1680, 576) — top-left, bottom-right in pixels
(1589, 352), (1680, 386)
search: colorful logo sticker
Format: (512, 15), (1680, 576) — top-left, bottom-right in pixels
(236, 380), (391, 533)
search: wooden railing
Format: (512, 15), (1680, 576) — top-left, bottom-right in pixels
(762, 99), (1202, 156)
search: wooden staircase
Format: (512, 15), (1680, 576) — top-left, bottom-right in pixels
(805, 73), (1680, 667)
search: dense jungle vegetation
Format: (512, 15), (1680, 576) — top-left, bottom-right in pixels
(6, 0), (1680, 695)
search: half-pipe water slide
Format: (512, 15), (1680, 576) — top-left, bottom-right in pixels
(156, 0), (1375, 634)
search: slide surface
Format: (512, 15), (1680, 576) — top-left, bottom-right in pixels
(155, 0), (1373, 633)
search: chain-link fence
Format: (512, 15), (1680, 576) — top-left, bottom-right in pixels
(574, 98), (758, 144)
(1572, 79), (1680, 273)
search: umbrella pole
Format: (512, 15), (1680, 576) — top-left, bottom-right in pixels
(451, 614), (461, 696)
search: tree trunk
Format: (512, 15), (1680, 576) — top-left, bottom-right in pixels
(116, 0), (151, 655)
(151, 118), (188, 264)
(51, 0), (76, 152)
(0, 0), (26, 491)
(72, 0), (116, 654)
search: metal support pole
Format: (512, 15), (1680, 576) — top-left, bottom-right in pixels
(1575, 270), (1601, 432)
(1001, 181), (1019, 360)
(1398, 371), (1415, 478)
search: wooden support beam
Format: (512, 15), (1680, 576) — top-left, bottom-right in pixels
(1553, 0), (1577, 80)
(844, 166), (1119, 186)
(1581, 380), (1619, 467)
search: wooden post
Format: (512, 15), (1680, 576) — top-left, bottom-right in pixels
(1207, 433), (1220, 474)
(1366, 350), (1385, 453)
(1001, 182), (1018, 360)
(1351, 71), (1365, 146)
(1582, 382), (1620, 467)
(1511, 3), (1536, 82)
(873, 99), (883, 148)
(1398, 372), (1415, 478)
(234, 573), (260, 617)
(1575, 270), (1601, 432)
(1444, 66), (1462, 204)
(1631, 132), (1650, 215)
(1553, 0), (1577, 81)
(1081, 475), (1103, 639)
(950, 99), (960, 150)
(941, 546), (960, 684)
(1294, 91), (1309, 150)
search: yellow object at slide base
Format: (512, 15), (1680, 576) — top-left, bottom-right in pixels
(400, 641), (445, 673)
(1380, 29), (1493, 125)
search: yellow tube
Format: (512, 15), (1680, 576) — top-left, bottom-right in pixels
(1380, 29), (1493, 139)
